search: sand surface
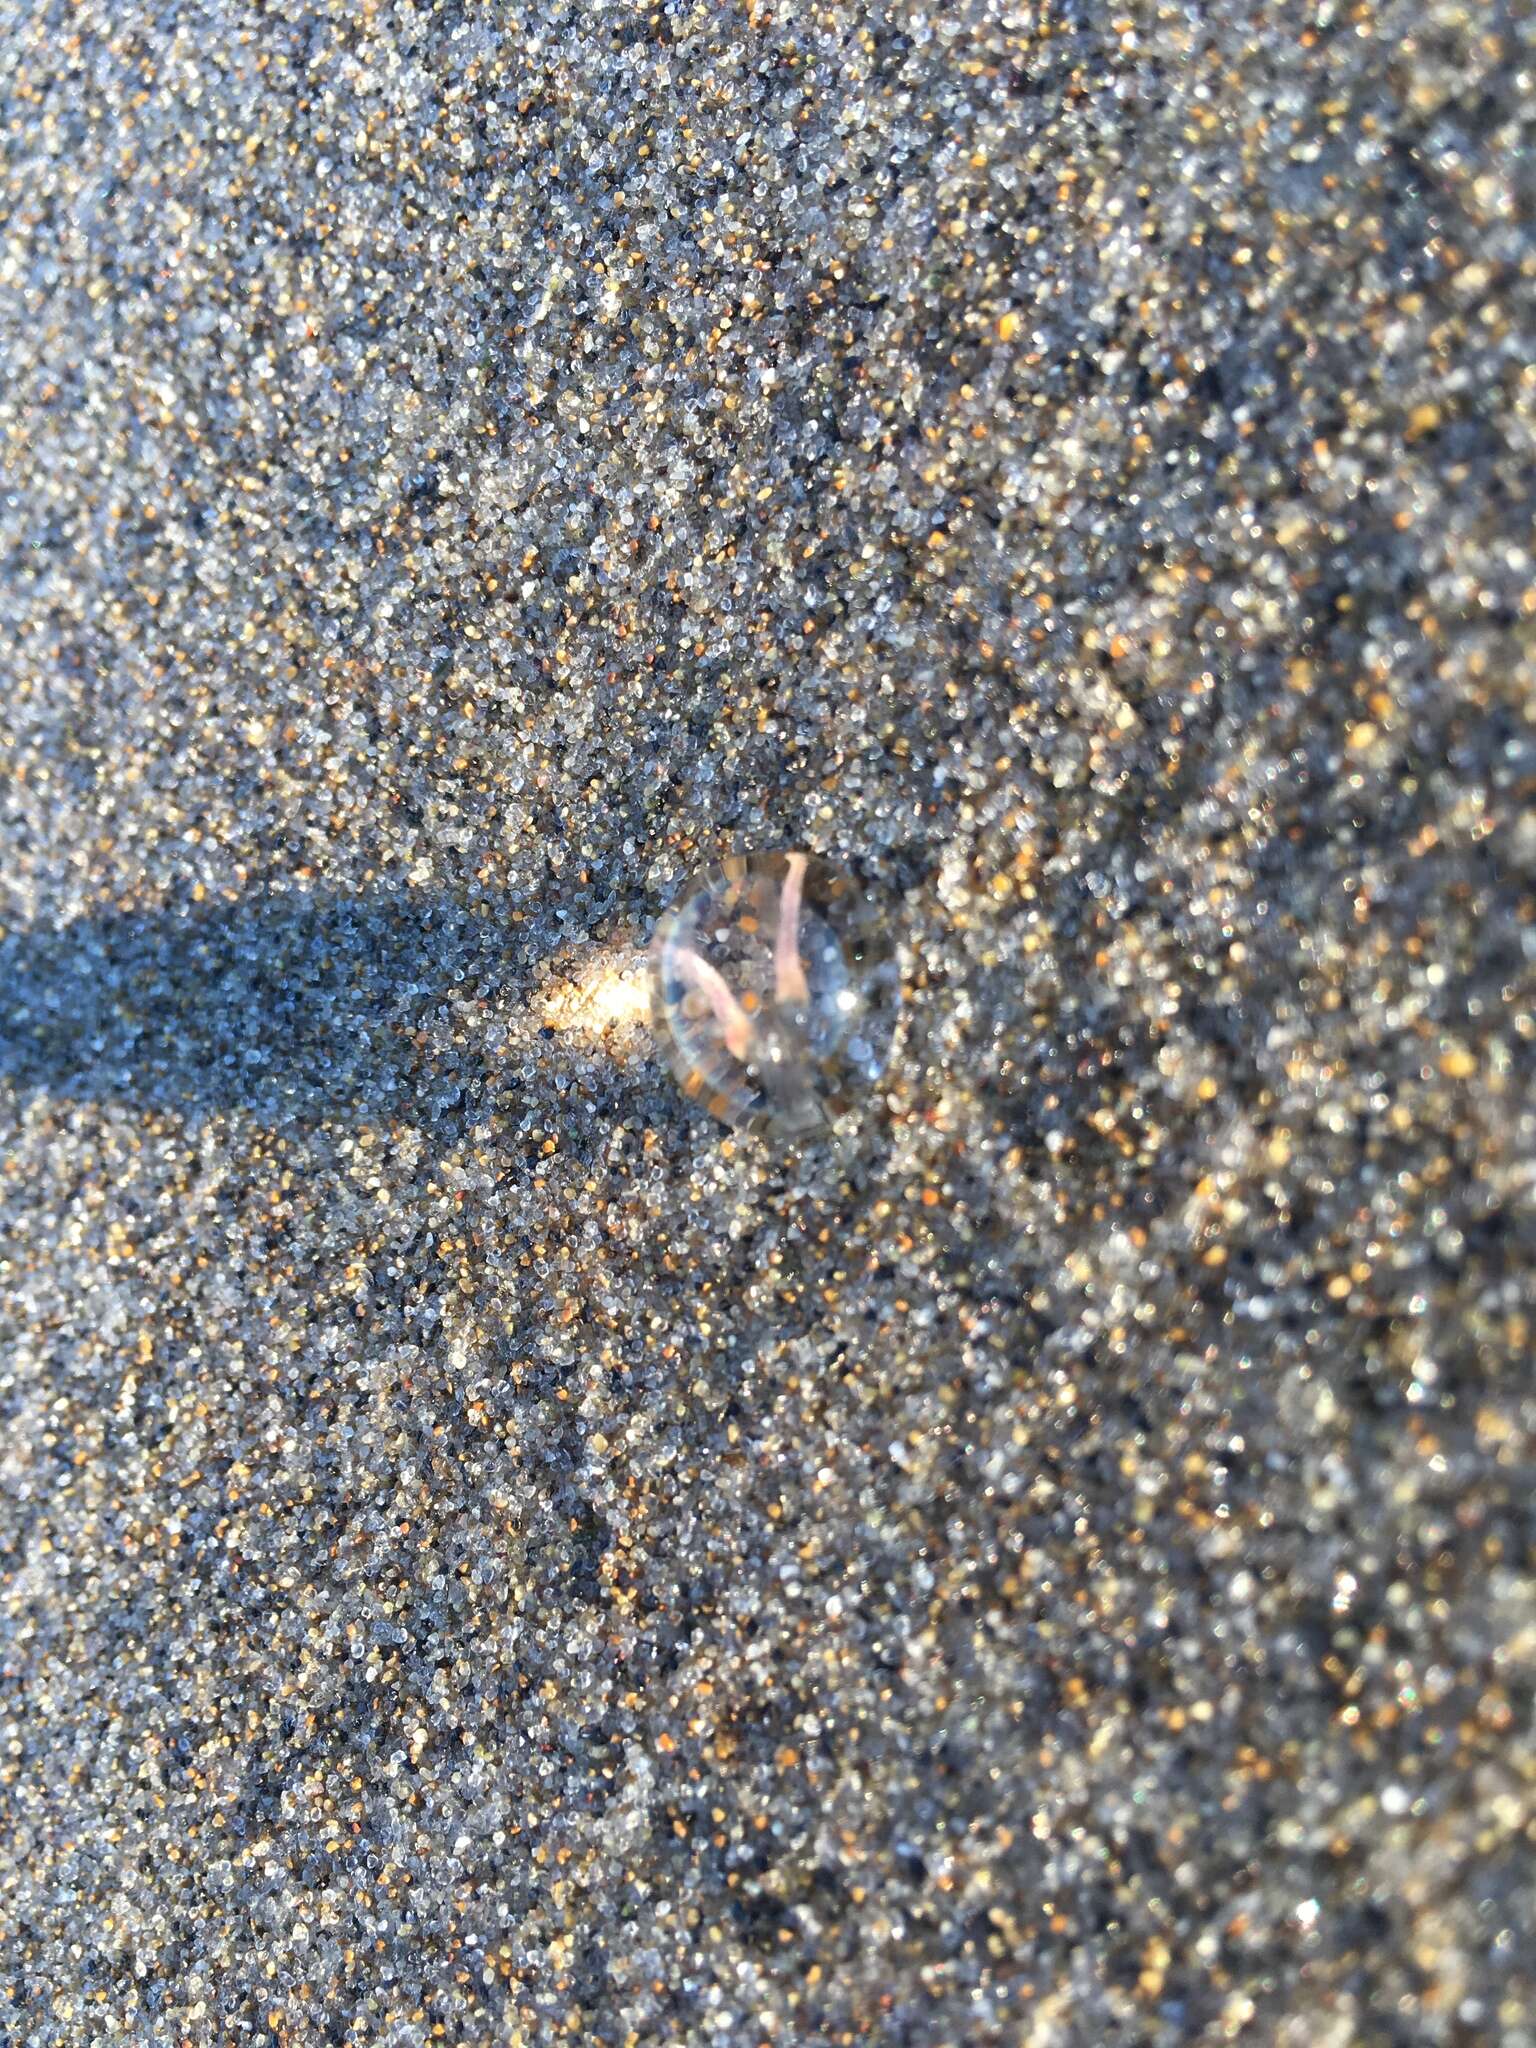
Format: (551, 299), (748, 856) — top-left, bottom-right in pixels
(2, 2), (1533, 2042)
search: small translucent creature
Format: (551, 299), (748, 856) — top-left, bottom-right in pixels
(650, 850), (899, 1138)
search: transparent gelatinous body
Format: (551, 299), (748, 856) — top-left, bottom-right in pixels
(650, 851), (900, 1137)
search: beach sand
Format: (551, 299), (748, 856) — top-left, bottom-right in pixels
(1, 2), (1533, 2041)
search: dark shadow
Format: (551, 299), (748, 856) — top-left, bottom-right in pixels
(0, 884), (569, 1127)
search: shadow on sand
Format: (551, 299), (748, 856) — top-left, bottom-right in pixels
(0, 884), (571, 1128)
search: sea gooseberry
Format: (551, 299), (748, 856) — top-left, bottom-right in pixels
(650, 850), (900, 1138)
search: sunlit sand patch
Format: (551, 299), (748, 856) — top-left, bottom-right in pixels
(538, 945), (653, 1047)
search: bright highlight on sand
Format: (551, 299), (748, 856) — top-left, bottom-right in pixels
(538, 948), (652, 1043)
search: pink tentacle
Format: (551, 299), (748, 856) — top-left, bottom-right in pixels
(672, 945), (754, 1061)
(774, 852), (811, 1007)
